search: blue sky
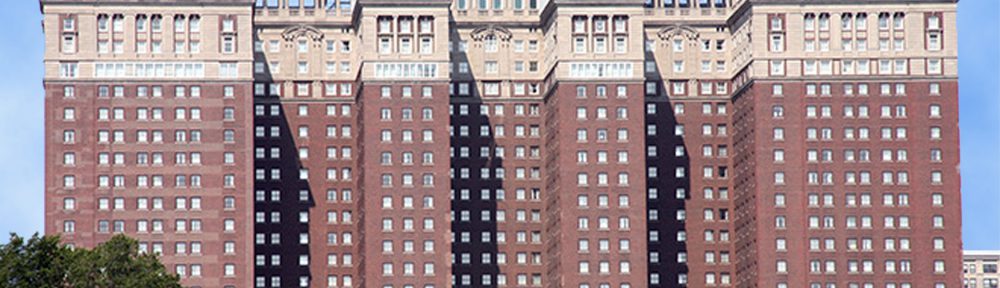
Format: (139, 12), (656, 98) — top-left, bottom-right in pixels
(0, 1), (997, 249)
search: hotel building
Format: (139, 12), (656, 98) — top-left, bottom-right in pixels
(41, 0), (961, 287)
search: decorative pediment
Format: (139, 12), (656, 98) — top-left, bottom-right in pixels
(470, 25), (513, 41)
(281, 25), (325, 42)
(657, 25), (700, 42)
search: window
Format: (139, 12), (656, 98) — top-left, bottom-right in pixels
(221, 18), (235, 33)
(150, 15), (163, 32)
(574, 17), (587, 33)
(297, 39), (308, 53)
(837, 13), (853, 31)
(893, 13), (905, 30)
(174, 15), (186, 33)
(485, 61), (498, 74)
(96, 14), (112, 32)
(614, 37), (627, 53)
(879, 13), (890, 30)
(804, 14), (816, 31)
(770, 60), (784, 75)
(220, 62), (238, 78)
(222, 36), (235, 54)
(377, 37), (392, 54)
(399, 37), (413, 54)
(928, 32), (942, 51)
(928, 59), (942, 74)
(804, 60), (817, 75)
(594, 37), (607, 53)
(484, 82), (500, 96)
(61, 35), (76, 53)
(189, 16), (200, 33)
(770, 16), (783, 30)
(484, 35), (498, 53)
(59, 63), (78, 78)
(419, 37), (433, 54)
(849, 13), (865, 32)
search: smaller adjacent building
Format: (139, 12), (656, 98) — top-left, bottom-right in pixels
(965, 250), (1000, 288)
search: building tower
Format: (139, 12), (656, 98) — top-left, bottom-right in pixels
(41, 1), (255, 287)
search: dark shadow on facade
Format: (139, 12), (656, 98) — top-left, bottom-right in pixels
(252, 58), (316, 287)
(730, 83), (758, 287)
(643, 62), (690, 287)
(645, 97), (691, 287)
(450, 43), (502, 287)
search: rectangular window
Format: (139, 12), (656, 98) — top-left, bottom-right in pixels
(770, 60), (784, 76)
(222, 36), (235, 54)
(770, 34), (784, 52)
(928, 59), (942, 74)
(61, 35), (76, 53)
(59, 63), (78, 78)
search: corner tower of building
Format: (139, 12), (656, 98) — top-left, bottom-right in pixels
(41, 0), (256, 287)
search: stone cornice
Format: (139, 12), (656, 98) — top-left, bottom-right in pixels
(356, 0), (453, 7)
(40, 0), (253, 11)
(750, 0), (958, 5)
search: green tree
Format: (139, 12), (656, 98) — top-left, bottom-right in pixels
(0, 233), (73, 287)
(0, 233), (181, 288)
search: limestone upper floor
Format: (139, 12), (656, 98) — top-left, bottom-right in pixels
(42, 0), (958, 91)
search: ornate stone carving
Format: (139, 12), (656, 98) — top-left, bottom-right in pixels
(470, 25), (513, 41)
(656, 25), (700, 42)
(281, 24), (325, 42)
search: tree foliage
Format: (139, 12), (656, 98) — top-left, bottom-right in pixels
(0, 233), (181, 288)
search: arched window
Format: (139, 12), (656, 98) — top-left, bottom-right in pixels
(174, 15), (186, 33)
(841, 13), (853, 30)
(804, 13), (816, 31)
(97, 14), (109, 32)
(189, 15), (200, 33)
(378, 16), (392, 33)
(856, 13), (868, 30)
(151, 15), (163, 32)
(818, 13), (830, 31)
(878, 12), (890, 30)
(112, 14), (124, 32)
(135, 15), (148, 32)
